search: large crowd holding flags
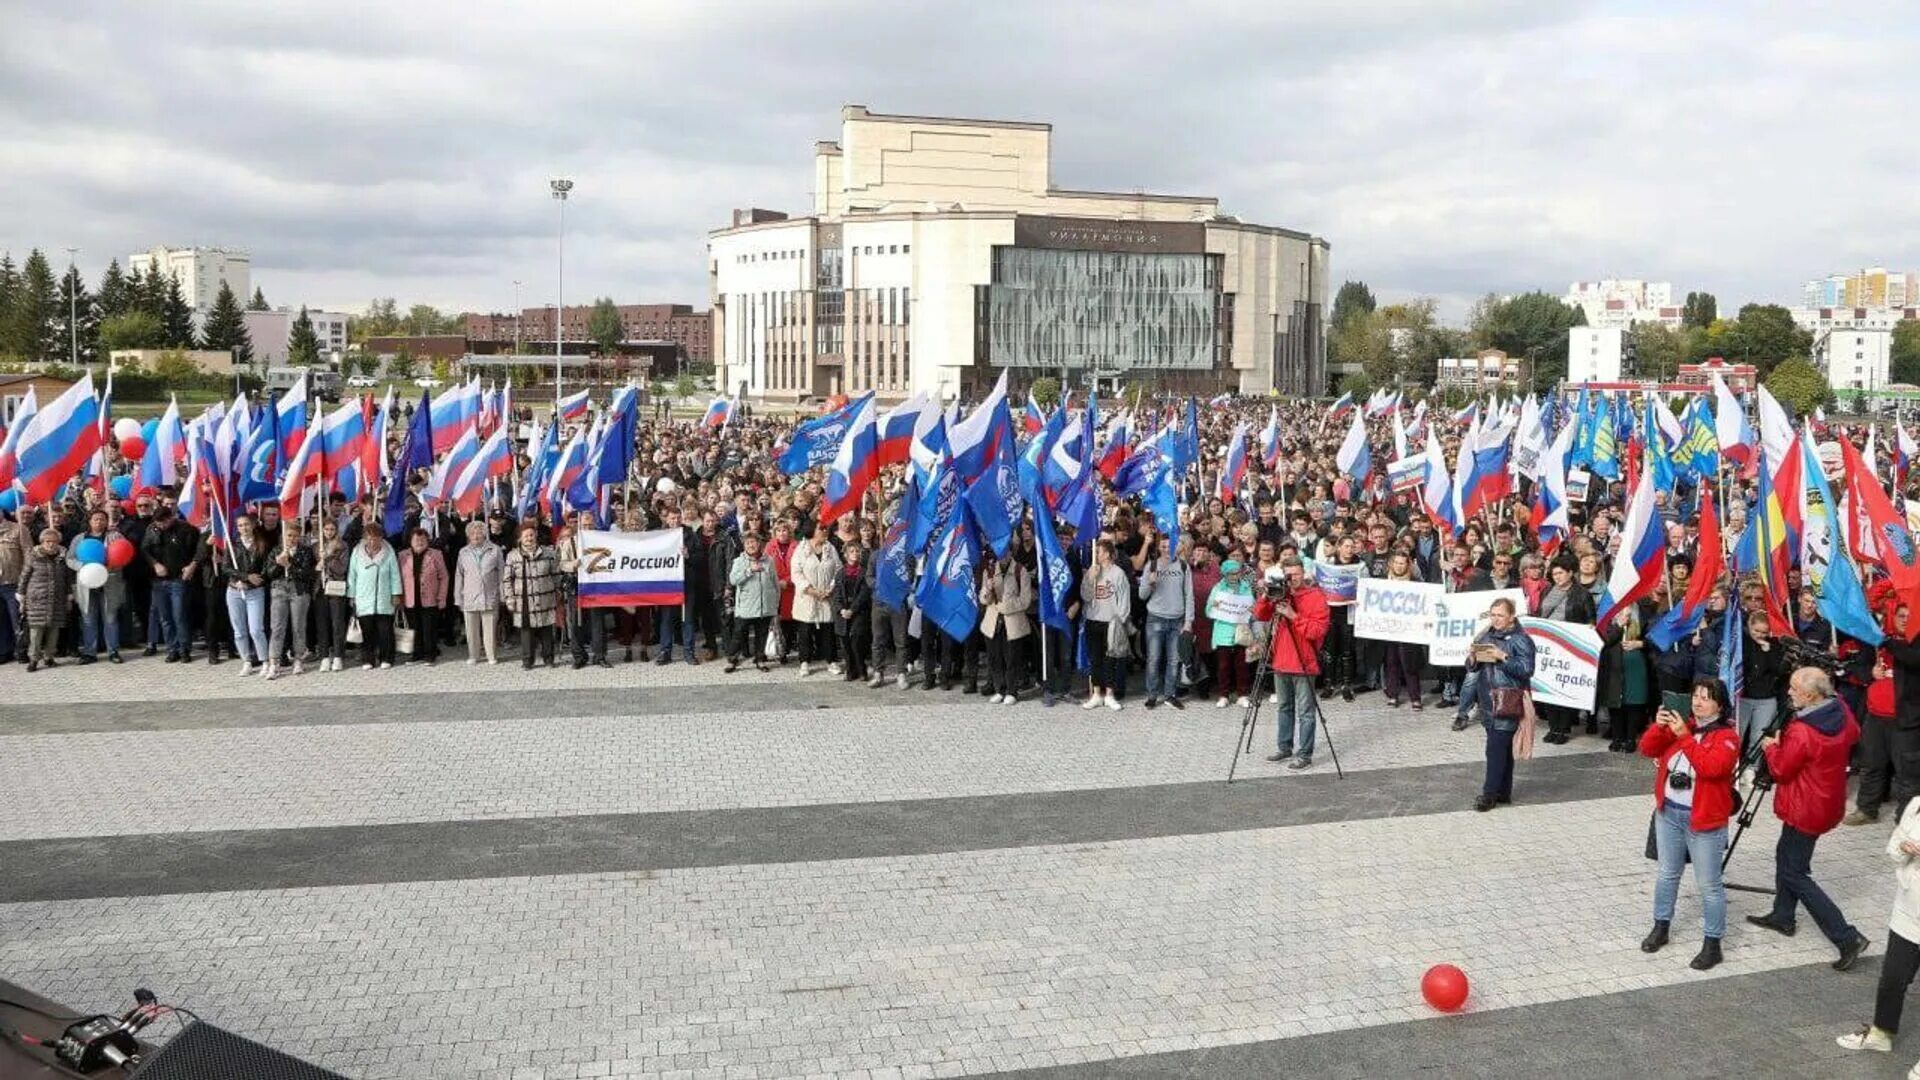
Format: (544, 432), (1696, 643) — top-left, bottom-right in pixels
(3, 365), (1920, 765)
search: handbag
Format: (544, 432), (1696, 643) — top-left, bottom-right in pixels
(392, 608), (416, 656)
(1489, 686), (1526, 720)
(345, 617), (363, 645)
(1106, 615), (1132, 659)
(763, 621), (785, 660)
(1233, 620), (1253, 648)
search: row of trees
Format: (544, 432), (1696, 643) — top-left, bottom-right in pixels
(0, 248), (275, 366)
(1329, 281), (1590, 392)
(347, 298), (463, 343)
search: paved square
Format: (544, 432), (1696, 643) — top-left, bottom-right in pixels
(2, 656), (1911, 1079)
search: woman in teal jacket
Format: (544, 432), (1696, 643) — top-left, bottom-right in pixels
(346, 526), (403, 669)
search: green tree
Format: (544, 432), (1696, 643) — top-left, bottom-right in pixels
(1892, 320), (1920, 386)
(151, 349), (202, 383)
(287, 305), (322, 366)
(160, 272), (197, 348)
(1726, 303), (1811, 375)
(1335, 370), (1375, 400)
(388, 347), (417, 381)
(1681, 291), (1717, 329)
(137, 262), (169, 323)
(247, 286), (270, 311)
(1330, 280), (1376, 330)
(430, 356), (452, 384)
(1029, 375), (1061, 409)
(202, 281), (253, 368)
(5, 249), (60, 363)
(95, 260), (130, 322)
(0, 253), (17, 358)
(1330, 309), (1394, 388)
(99, 311), (165, 352)
(674, 371), (697, 401)
(1630, 323), (1685, 380)
(586, 297), (623, 354)
(53, 262), (98, 367)
(1469, 290), (1585, 386)
(353, 351), (379, 378)
(1764, 356), (1830, 417)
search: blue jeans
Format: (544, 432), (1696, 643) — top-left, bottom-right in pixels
(1142, 614), (1184, 700)
(1272, 674), (1318, 759)
(1454, 670), (1480, 719)
(1737, 698), (1777, 754)
(656, 606), (694, 659)
(153, 580), (188, 656)
(1771, 824), (1857, 945)
(1653, 799), (1727, 938)
(80, 591), (120, 655)
(226, 586), (268, 664)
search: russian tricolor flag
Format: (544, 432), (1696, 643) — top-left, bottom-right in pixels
(821, 396), (879, 525)
(876, 392), (926, 468)
(276, 374), (309, 462)
(557, 388), (591, 424)
(316, 399), (370, 491)
(278, 413), (322, 520)
(0, 385), (39, 491)
(1595, 456), (1666, 628)
(948, 371), (1011, 485)
(14, 373), (103, 504)
(1022, 391), (1047, 436)
(1217, 421), (1249, 502)
(449, 423), (514, 516)
(430, 380), (481, 454)
(702, 396), (734, 430)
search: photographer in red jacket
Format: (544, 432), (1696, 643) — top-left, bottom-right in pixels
(1252, 555), (1330, 771)
(1747, 666), (1873, 971)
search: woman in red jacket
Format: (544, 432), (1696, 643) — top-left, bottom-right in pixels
(1639, 677), (1741, 971)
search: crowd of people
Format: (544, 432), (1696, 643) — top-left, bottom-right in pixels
(11, 383), (1920, 1063)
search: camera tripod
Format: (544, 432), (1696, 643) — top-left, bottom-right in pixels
(1226, 614), (1346, 783)
(1720, 726), (1783, 896)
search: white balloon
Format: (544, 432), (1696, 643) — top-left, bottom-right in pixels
(656, 477), (676, 494)
(77, 563), (108, 589)
(113, 417), (141, 443)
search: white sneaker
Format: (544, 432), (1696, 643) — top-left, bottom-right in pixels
(896, 674), (909, 689)
(1105, 696), (1122, 711)
(263, 663), (279, 681)
(1216, 697), (1230, 709)
(290, 661), (303, 676)
(1003, 695), (1017, 707)
(1837, 1025), (1893, 1053)
(466, 657), (478, 666)
(1082, 697), (1101, 710)
(362, 663), (375, 671)
(1238, 695), (1252, 707)
(1269, 692), (1278, 704)
(488, 658), (499, 665)
(800, 662), (812, 676)
(240, 663), (257, 676)
(379, 661), (392, 669)
(829, 662), (843, 675)
(987, 694), (1003, 704)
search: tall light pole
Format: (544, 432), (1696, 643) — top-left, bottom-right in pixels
(550, 178), (573, 410)
(512, 279), (522, 354)
(63, 246), (79, 368)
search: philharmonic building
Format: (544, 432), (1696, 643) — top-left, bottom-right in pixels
(708, 105), (1330, 403)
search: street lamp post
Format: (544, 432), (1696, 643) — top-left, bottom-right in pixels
(512, 279), (522, 355)
(64, 247), (78, 368)
(550, 178), (573, 411)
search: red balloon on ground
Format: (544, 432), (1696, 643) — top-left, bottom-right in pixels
(1421, 964), (1469, 1012)
(118, 434), (147, 461)
(106, 537), (137, 570)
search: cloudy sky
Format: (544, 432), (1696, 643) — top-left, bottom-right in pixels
(3, 0), (1914, 322)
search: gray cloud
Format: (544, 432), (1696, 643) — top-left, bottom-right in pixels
(1, 1), (1914, 321)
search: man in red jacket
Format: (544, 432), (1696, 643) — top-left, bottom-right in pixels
(1748, 666), (1873, 970)
(1253, 555), (1331, 771)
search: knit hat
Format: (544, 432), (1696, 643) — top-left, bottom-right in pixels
(1221, 559), (1242, 574)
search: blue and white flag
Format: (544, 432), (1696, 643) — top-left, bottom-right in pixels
(916, 500), (981, 642)
(1335, 410), (1371, 485)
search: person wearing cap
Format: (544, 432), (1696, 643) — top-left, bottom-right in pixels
(1252, 555), (1330, 770)
(1205, 559), (1256, 707)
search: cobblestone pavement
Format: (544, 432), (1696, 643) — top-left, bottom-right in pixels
(2, 662), (1913, 1079)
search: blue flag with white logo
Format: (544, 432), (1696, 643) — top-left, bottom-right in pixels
(874, 515), (913, 611)
(916, 499), (981, 642)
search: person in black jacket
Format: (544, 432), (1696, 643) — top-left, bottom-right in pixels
(140, 505), (200, 662)
(1738, 608), (1786, 755)
(832, 543), (872, 682)
(1883, 613), (1920, 820)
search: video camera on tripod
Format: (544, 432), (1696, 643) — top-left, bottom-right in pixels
(1775, 635), (1847, 682)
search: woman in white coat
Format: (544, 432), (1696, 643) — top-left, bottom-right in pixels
(1837, 797), (1920, 1067)
(453, 520), (504, 664)
(978, 552), (1032, 705)
(789, 521), (843, 676)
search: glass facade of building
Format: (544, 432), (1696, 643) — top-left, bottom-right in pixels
(979, 248), (1222, 371)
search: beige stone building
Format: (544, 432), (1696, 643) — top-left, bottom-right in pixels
(708, 106), (1330, 403)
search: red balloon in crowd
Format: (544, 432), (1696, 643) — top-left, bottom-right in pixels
(118, 434), (147, 461)
(106, 537), (137, 570)
(1420, 964), (1470, 1012)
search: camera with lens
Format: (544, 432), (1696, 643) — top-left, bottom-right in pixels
(1668, 771), (1693, 792)
(1265, 579), (1287, 599)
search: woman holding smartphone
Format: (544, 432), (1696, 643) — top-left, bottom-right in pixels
(1638, 677), (1741, 971)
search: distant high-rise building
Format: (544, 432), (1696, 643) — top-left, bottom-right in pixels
(1804, 267), (1918, 312)
(128, 246), (251, 330)
(1564, 280), (1682, 329)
